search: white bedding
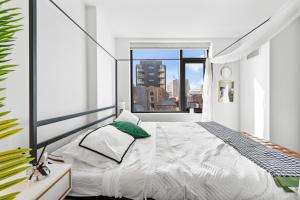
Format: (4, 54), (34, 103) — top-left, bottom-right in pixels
(52, 122), (298, 200)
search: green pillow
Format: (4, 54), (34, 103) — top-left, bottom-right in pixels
(110, 121), (150, 139)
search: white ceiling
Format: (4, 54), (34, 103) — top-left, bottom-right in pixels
(85, 0), (286, 38)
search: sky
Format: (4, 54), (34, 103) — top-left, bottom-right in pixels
(132, 49), (205, 91)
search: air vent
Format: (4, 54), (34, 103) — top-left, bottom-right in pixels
(247, 49), (260, 60)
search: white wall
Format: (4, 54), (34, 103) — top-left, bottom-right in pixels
(270, 17), (300, 152)
(95, 4), (116, 124)
(0, 0), (29, 151)
(116, 38), (240, 128)
(212, 61), (240, 130)
(86, 5), (116, 124)
(240, 43), (270, 139)
(211, 40), (240, 130)
(116, 38), (131, 111)
(86, 6), (98, 123)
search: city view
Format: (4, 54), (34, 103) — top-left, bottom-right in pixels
(132, 49), (205, 112)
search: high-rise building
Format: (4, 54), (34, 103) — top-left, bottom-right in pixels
(136, 60), (166, 89)
(185, 79), (190, 95)
(166, 78), (191, 97)
(167, 78), (180, 98)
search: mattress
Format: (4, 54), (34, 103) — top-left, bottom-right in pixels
(52, 122), (299, 200)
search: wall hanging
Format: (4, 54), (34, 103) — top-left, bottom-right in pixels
(218, 80), (234, 103)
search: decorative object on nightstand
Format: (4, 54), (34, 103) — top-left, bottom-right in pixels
(3, 164), (72, 200)
(28, 145), (51, 182)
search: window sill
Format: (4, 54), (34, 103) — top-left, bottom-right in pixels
(135, 112), (202, 122)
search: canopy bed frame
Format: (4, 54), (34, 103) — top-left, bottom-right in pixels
(28, 0), (299, 199)
(28, 0), (300, 161)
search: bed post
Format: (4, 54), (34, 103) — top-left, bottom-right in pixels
(29, 0), (38, 162)
(115, 60), (118, 117)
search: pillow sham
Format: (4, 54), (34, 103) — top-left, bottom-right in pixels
(79, 125), (135, 164)
(62, 125), (135, 166)
(110, 121), (151, 139)
(115, 110), (141, 125)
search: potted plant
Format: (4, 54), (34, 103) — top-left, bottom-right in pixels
(0, 0), (34, 199)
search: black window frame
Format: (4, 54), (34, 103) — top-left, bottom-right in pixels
(130, 49), (206, 113)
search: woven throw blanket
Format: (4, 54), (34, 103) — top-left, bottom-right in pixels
(197, 122), (300, 177)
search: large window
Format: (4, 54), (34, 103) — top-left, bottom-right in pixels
(131, 49), (206, 113)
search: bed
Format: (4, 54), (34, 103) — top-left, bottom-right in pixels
(50, 121), (299, 200)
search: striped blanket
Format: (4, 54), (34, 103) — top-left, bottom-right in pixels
(197, 122), (300, 190)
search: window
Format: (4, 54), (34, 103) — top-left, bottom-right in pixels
(182, 49), (207, 58)
(131, 49), (206, 113)
(183, 61), (205, 113)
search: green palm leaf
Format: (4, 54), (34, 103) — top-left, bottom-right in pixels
(0, 70), (14, 75)
(0, 123), (18, 132)
(0, 119), (17, 126)
(0, 18), (23, 26)
(0, 48), (11, 53)
(0, 192), (20, 200)
(0, 35), (18, 43)
(0, 71), (8, 75)
(0, 166), (30, 181)
(0, 177), (27, 191)
(0, 44), (13, 47)
(0, 8), (19, 15)
(0, 31), (21, 39)
(0, 25), (22, 32)
(0, 65), (17, 70)
(0, 0), (11, 6)
(0, 13), (21, 21)
(0, 157), (34, 174)
(0, 58), (11, 62)
(0, 148), (31, 157)
(0, 128), (23, 140)
(0, 111), (10, 117)
(0, 153), (27, 164)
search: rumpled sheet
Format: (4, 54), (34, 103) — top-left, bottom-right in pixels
(53, 122), (298, 200)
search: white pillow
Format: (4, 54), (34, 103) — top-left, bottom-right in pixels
(62, 125), (135, 166)
(115, 110), (141, 125)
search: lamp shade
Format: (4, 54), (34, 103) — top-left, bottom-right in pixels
(120, 102), (126, 110)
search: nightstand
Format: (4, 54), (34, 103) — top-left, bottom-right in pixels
(2, 164), (72, 200)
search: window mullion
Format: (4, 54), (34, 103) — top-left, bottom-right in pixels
(179, 50), (185, 112)
(130, 50), (133, 112)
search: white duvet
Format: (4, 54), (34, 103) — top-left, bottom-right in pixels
(53, 122), (298, 200)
